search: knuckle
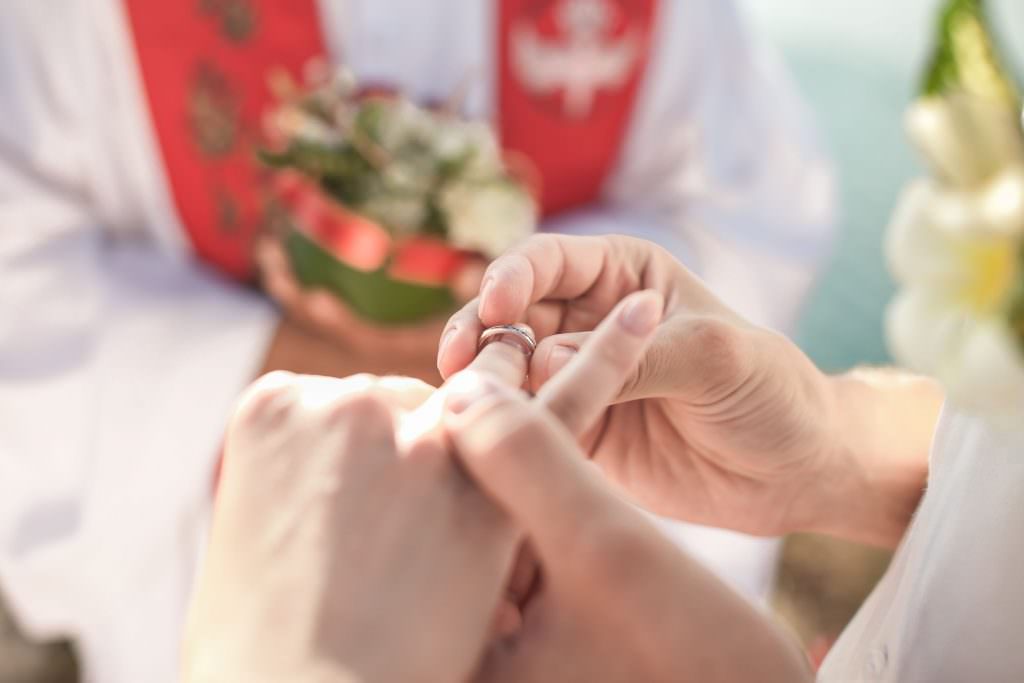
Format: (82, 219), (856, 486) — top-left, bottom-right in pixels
(683, 318), (745, 375)
(234, 371), (297, 426)
(325, 388), (390, 427)
(526, 232), (560, 253)
(589, 331), (633, 369)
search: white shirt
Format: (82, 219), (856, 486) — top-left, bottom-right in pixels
(821, 407), (1024, 682)
(0, 2), (834, 681)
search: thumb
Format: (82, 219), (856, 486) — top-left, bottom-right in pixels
(444, 379), (624, 569)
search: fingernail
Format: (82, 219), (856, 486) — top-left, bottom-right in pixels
(437, 327), (456, 368)
(547, 345), (576, 377)
(618, 292), (663, 336)
(444, 372), (496, 415)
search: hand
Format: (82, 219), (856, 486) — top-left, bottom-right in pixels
(182, 372), (518, 683)
(259, 235), (485, 369)
(444, 374), (810, 682)
(438, 234), (936, 545)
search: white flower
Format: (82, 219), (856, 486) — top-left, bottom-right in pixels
(358, 194), (428, 236)
(375, 99), (436, 151)
(433, 120), (504, 177)
(267, 107), (341, 145)
(886, 166), (1024, 418)
(905, 94), (1024, 188)
(441, 181), (537, 258)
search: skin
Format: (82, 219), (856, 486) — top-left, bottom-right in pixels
(439, 234), (944, 548)
(448, 382), (812, 683)
(187, 233), (946, 681)
(181, 371), (519, 683)
(444, 292), (812, 682)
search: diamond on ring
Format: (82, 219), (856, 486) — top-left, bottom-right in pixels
(478, 323), (537, 357)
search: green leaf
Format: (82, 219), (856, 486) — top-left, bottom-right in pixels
(921, 0), (1020, 106)
(285, 229), (456, 325)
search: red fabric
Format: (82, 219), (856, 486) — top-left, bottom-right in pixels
(125, 1), (654, 282)
(123, 0), (328, 281)
(498, 0), (657, 216)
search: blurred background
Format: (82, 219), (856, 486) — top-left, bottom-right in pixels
(3, 0), (1022, 680)
(743, 0), (1023, 661)
(745, 0), (1023, 372)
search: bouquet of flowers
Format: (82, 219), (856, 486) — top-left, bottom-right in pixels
(260, 65), (537, 324)
(886, 0), (1024, 417)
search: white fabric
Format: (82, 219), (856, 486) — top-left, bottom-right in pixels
(821, 407), (1024, 682)
(0, 1), (834, 681)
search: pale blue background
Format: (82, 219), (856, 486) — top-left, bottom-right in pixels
(739, 0), (1024, 371)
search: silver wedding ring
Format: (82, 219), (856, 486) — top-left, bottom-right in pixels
(478, 323), (537, 358)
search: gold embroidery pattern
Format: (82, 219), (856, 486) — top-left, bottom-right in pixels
(198, 0), (258, 43)
(188, 61), (240, 157)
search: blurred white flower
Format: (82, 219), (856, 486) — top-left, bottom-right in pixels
(359, 194), (428, 236)
(435, 121), (503, 174)
(376, 99), (435, 150)
(267, 107), (342, 145)
(441, 181), (537, 258)
(905, 94), (1024, 187)
(886, 161), (1024, 417)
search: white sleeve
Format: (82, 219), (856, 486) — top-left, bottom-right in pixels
(0, 6), (275, 674)
(549, 0), (837, 333)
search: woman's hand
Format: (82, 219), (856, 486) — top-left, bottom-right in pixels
(258, 235), (484, 372)
(182, 372), (518, 683)
(445, 379), (811, 683)
(438, 234), (940, 546)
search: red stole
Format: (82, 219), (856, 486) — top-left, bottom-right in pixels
(123, 0), (327, 281)
(499, 0), (658, 215)
(124, 0), (655, 281)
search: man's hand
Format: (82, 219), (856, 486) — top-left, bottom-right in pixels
(439, 234), (942, 547)
(182, 373), (518, 683)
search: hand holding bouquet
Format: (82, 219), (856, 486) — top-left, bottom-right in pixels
(258, 64), (537, 329)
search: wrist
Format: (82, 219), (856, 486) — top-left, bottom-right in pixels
(804, 369), (942, 548)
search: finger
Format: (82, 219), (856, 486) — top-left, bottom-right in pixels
(262, 255), (304, 310)
(505, 541), (539, 608)
(477, 234), (615, 326)
(437, 298), (485, 380)
(438, 298), (564, 380)
(461, 338), (529, 391)
(256, 236), (289, 279)
(376, 376), (435, 411)
(527, 331), (588, 393)
(536, 290), (663, 436)
(444, 381), (623, 565)
(223, 373), (397, 496)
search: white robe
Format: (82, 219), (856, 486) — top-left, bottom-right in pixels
(0, 1), (835, 681)
(820, 407), (1024, 682)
